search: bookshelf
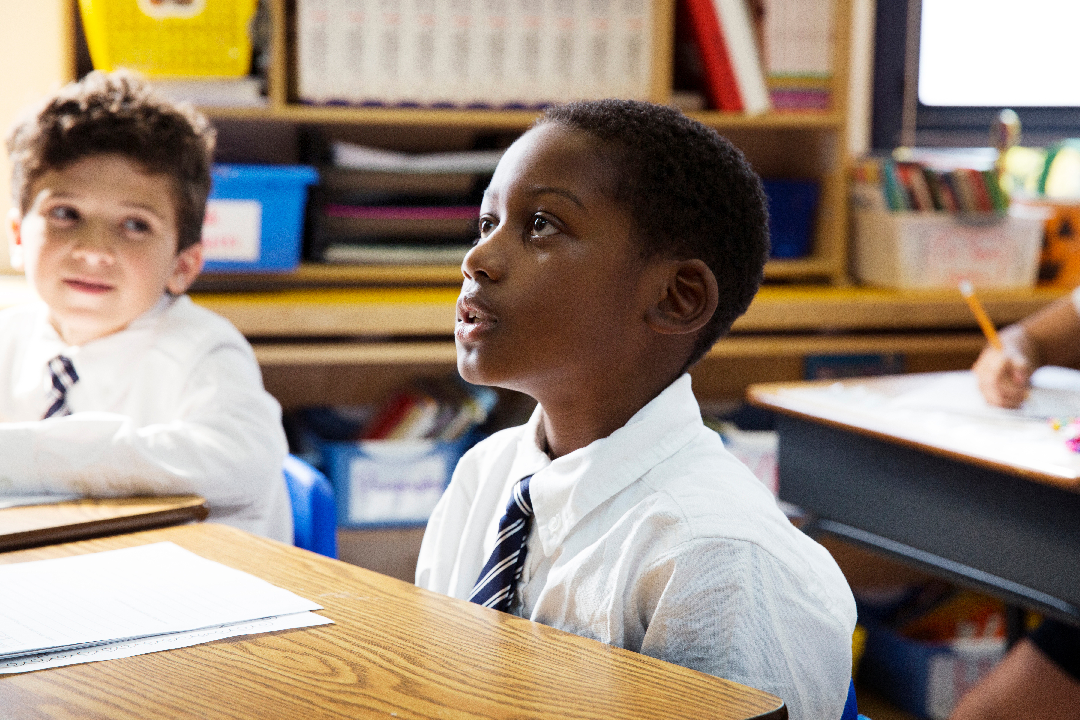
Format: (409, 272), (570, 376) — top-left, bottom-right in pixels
(189, 0), (853, 285)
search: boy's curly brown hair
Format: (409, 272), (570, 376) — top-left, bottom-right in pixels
(6, 70), (216, 252)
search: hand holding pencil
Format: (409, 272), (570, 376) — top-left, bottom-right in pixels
(963, 281), (1033, 408)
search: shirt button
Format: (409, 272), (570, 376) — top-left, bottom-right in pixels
(548, 517), (560, 532)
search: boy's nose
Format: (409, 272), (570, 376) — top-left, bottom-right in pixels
(70, 229), (117, 265)
(462, 229), (504, 283)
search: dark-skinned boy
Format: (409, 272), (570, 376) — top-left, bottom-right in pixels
(417, 100), (856, 720)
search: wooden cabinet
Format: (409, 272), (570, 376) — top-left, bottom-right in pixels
(197, 0), (852, 285)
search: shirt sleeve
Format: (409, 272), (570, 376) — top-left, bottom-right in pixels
(636, 538), (853, 720)
(0, 342), (288, 518)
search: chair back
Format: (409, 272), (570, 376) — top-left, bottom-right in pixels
(283, 454), (338, 558)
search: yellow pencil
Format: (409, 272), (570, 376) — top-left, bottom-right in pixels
(959, 280), (1003, 350)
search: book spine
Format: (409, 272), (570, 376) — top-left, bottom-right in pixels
(681, 0), (743, 111)
(713, 0), (771, 115)
(296, 0), (331, 103)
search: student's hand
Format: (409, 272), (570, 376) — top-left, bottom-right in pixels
(972, 346), (1033, 409)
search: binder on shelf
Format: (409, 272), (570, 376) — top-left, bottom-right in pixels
(680, 0), (742, 111)
(679, 0), (771, 114)
(295, 0), (660, 108)
(712, 0), (770, 115)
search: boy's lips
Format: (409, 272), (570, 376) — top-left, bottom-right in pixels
(456, 295), (498, 341)
(63, 277), (114, 294)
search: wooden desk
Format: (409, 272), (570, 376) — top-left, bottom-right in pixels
(0, 523), (786, 720)
(749, 373), (1080, 627)
(0, 496), (208, 553)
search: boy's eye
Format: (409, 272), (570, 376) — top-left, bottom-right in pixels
(47, 206), (79, 223)
(529, 213), (558, 238)
(122, 217), (153, 234)
(477, 216), (496, 237)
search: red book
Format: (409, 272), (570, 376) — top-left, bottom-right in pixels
(360, 391), (419, 440)
(680, 0), (743, 112)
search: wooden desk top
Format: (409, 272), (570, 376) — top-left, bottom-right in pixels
(749, 372), (1080, 492)
(0, 496), (208, 553)
(0, 523), (786, 720)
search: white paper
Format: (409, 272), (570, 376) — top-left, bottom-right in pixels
(0, 494), (80, 510)
(771, 369), (1080, 480)
(0, 542), (324, 659)
(0, 611), (331, 674)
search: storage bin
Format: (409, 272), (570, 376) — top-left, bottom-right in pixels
(763, 179), (819, 259)
(77, 0), (258, 78)
(306, 433), (480, 529)
(202, 164), (318, 272)
(858, 622), (1005, 720)
(851, 206), (1049, 290)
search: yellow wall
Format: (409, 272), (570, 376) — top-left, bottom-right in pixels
(0, 0), (75, 271)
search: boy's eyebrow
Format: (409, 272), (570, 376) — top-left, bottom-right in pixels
(41, 191), (167, 219)
(527, 186), (586, 209)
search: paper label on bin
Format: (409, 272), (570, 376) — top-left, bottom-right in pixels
(347, 453), (448, 525)
(202, 200), (261, 262)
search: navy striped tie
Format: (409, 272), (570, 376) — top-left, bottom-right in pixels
(43, 355), (79, 419)
(469, 474), (535, 612)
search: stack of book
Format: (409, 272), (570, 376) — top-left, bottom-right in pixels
(851, 153), (1009, 214)
(304, 139), (501, 264)
(297, 376), (498, 444)
(761, 0), (834, 111)
(295, 0), (658, 108)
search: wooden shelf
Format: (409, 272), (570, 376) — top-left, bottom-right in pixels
(204, 104), (845, 132)
(252, 332), (991, 369)
(190, 263), (465, 292)
(189, 283), (1065, 339)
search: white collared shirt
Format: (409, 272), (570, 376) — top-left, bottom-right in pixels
(416, 374), (856, 720)
(0, 295), (292, 543)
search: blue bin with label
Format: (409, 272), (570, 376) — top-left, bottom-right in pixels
(202, 164), (318, 272)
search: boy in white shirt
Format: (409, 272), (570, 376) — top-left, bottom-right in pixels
(415, 99), (856, 720)
(0, 70), (291, 543)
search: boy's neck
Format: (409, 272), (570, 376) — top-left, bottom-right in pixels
(535, 366), (684, 458)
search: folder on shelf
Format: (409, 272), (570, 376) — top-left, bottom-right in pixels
(680, 0), (771, 114)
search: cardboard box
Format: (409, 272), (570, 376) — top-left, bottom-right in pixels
(852, 207), (1047, 290)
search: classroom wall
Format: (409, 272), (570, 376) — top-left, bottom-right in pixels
(0, 0), (75, 272)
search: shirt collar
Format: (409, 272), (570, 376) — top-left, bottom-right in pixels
(27, 294), (177, 376)
(520, 373), (703, 556)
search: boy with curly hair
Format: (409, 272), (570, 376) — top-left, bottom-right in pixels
(1, 70), (291, 542)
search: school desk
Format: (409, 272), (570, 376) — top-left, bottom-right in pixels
(748, 372), (1080, 632)
(0, 522), (787, 720)
(0, 495), (208, 553)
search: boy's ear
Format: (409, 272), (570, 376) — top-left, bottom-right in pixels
(7, 208), (24, 271)
(645, 258), (719, 336)
(166, 242), (204, 295)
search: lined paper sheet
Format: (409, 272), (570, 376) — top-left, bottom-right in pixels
(0, 542), (331, 667)
(0, 612), (330, 674)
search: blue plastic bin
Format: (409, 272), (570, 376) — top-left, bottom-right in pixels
(763, 179), (819, 259)
(305, 432), (482, 529)
(202, 164), (318, 272)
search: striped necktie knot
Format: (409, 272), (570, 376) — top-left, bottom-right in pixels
(469, 474), (534, 612)
(43, 355), (79, 419)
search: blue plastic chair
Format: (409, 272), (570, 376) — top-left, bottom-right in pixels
(843, 677), (871, 720)
(283, 454), (338, 558)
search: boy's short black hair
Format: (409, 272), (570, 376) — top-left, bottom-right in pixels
(5, 70), (216, 252)
(539, 99), (769, 367)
